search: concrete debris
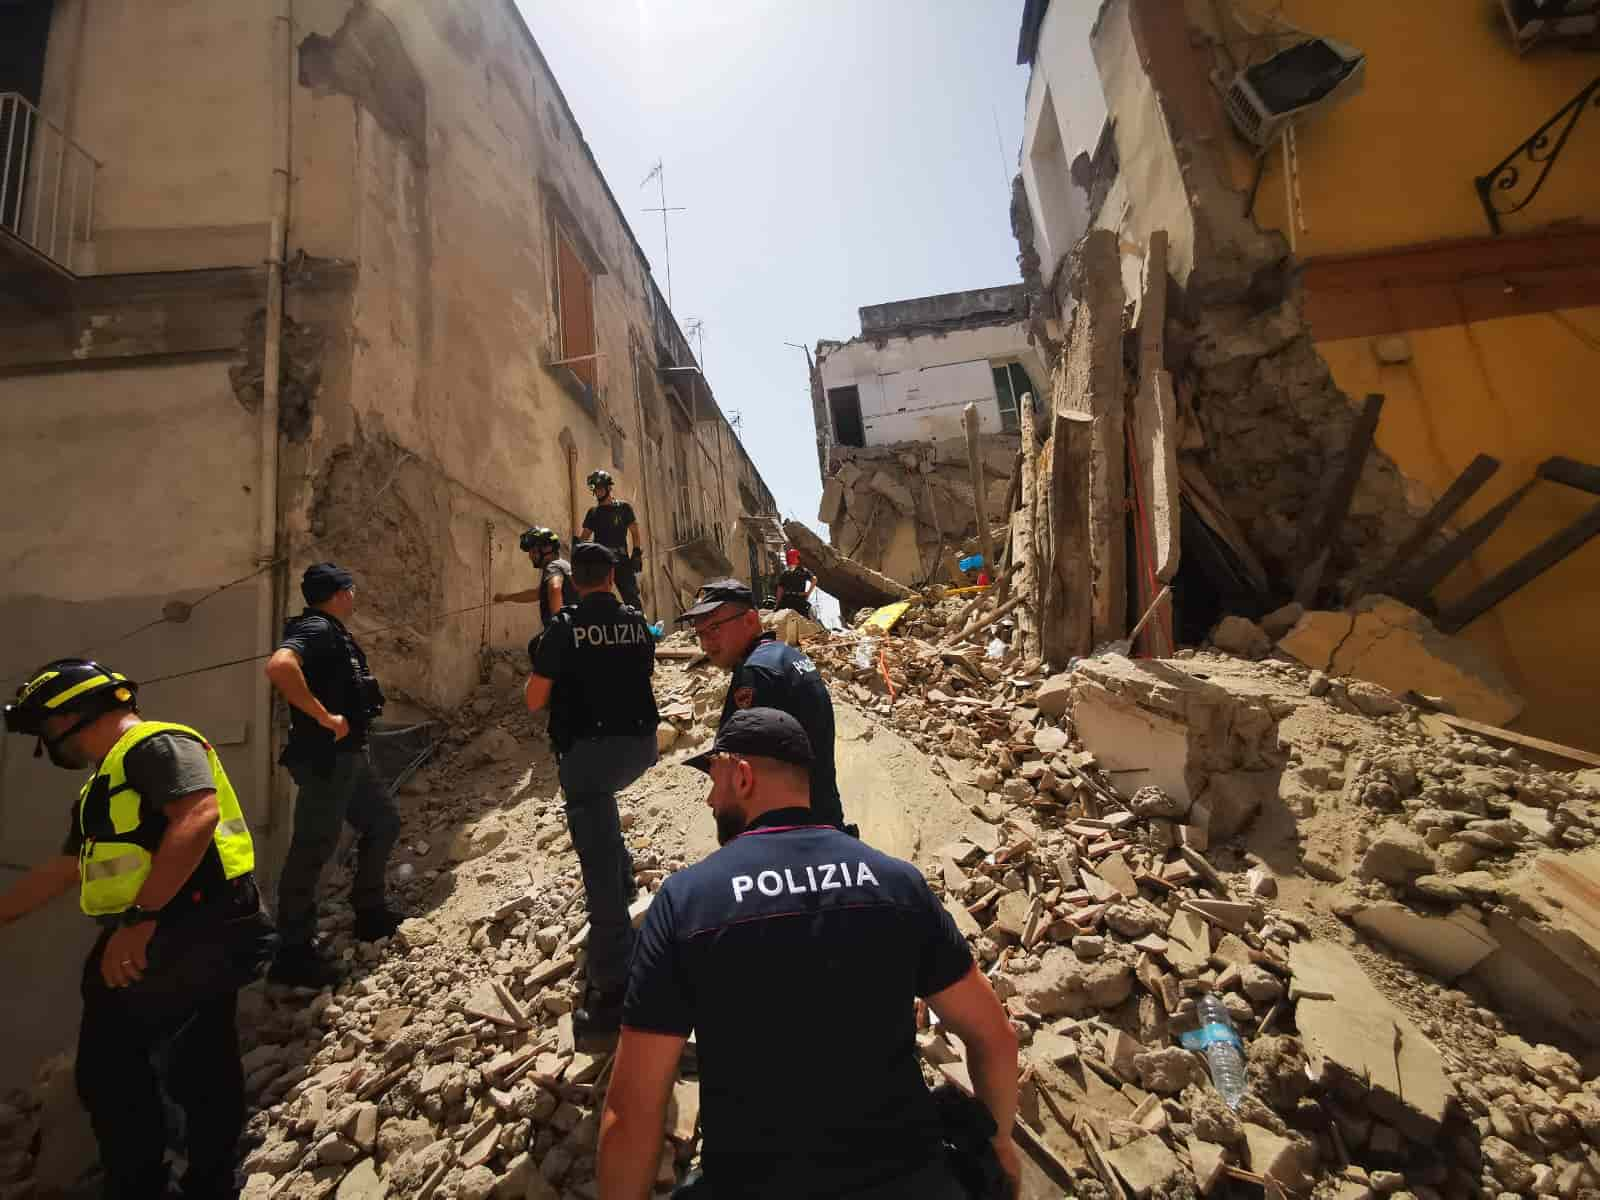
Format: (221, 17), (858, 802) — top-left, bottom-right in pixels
(6, 583), (1588, 1200)
(1277, 596), (1524, 726)
(1103, 1133), (1181, 1197)
(1209, 615), (1271, 660)
(1289, 940), (1455, 1142)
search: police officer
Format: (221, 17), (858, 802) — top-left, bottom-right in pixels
(774, 548), (817, 617)
(524, 541), (659, 1047)
(265, 562), (401, 987)
(580, 468), (645, 610)
(678, 578), (846, 829)
(1, 659), (276, 1200)
(599, 709), (1020, 1200)
(492, 527), (571, 650)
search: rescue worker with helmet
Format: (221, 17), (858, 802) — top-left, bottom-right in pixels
(0, 659), (276, 1200)
(678, 578), (848, 831)
(773, 548), (817, 618)
(492, 526), (572, 651)
(524, 542), (659, 1049)
(580, 468), (646, 610)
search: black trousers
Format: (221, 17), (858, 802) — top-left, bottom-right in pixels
(276, 749), (400, 947)
(612, 558), (643, 610)
(77, 880), (276, 1200)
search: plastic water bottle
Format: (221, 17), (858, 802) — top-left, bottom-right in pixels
(853, 636), (879, 671)
(1181, 994), (1248, 1109)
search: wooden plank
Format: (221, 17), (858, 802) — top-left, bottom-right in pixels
(964, 402), (995, 579)
(1061, 228), (1127, 646)
(1369, 453), (1500, 593)
(1437, 500), (1600, 633)
(1015, 392), (1042, 661)
(1293, 392), (1385, 605)
(1041, 410), (1094, 664)
(1391, 480), (1534, 604)
(1538, 455), (1600, 496)
(1433, 713), (1600, 768)
(1133, 230), (1180, 589)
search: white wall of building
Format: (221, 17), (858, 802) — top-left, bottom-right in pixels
(817, 322), (1046, 447)
(1020, 0), (1108, 284)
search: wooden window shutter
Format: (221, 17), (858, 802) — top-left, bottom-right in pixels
(557, 231), (596, 389)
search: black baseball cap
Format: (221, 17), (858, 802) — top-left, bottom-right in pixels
(685, 707), (814, 773)
(677, 578), (754, 622)
(571, 541), (618, 567)
(301, 562), (354, 603)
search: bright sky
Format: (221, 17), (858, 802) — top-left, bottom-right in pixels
(519, 1), (1029, 619)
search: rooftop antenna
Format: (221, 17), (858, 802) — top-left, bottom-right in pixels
(641, 159), (685, 311)
(991, 106), (1011, 193)
(684, 317), (706, 369)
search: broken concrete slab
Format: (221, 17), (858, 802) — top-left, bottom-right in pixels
(782, 519), (913, 611)
(1068, 655), (1282, 840)
(1165, 907), (1212, 973)
(1103, 1134), (1181, 1199)
(1350, 903), (1499, 980)
(1289, 940), (1454, 1141)
(1277, 595), (1524, 726)
(1467, 848), (1600, 1047)
(1242, 1122), (1309, 1190)
(1188, 1136), (1226, 1195)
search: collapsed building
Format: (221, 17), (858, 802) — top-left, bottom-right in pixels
(1004, 0), (1600, 754)
(809, 285), (1044, 587)
(0, 0), (781, 1090)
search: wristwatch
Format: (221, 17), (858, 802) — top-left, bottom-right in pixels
(119, 904), (159, 927)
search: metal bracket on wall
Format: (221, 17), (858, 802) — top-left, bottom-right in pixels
(1474, 74), (1600, 235)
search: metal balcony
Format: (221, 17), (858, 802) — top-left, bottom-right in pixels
(1, 91), (98, 284)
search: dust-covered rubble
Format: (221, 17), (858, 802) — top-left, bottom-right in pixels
(787, 599), (1600, 1197)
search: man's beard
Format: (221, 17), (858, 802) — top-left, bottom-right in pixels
(714, 809), (749, 845)
(44, 736), (89, 769)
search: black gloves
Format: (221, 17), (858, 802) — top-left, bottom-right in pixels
(629, 547), (643, 570)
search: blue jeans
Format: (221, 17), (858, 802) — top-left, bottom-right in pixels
(557, 733), (657, 992)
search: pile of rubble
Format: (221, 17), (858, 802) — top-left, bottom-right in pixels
(791, 600), (1600, 1196)
(4, 597), (1597, 1200)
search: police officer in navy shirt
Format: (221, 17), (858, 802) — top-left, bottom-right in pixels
(677, 578), (846, 829)
(599, 709), (1020, 1200)
(525, 542), (659, 1047)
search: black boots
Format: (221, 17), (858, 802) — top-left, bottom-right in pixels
(353, 906), (404, 942)
(267, 941), (344, 989)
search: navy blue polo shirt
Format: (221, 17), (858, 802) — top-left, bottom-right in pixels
(623, 808), (973, 1197)
(719, 633), (843, 826)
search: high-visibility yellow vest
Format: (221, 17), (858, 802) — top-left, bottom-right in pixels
(76, 720), (255, 916)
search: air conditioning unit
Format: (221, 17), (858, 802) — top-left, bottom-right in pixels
(1501, 0), (1600, 53)
(1223, 37), (1367, 148)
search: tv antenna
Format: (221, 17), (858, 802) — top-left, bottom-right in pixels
(684, 317), (706, 368)
(641, 159), (685, 311)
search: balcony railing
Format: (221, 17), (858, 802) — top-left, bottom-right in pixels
(1, 91), (98, 274)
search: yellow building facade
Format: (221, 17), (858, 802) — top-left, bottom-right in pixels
(1199, 2), (1600, 748)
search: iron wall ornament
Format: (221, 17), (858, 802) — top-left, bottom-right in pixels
(1475, 74), (1600, 235)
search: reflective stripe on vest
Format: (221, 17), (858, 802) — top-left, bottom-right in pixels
(77, 720), (256, 916)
